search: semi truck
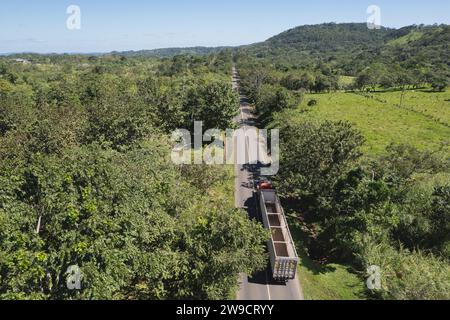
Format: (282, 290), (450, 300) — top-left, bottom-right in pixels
(256, 180), (298, 282)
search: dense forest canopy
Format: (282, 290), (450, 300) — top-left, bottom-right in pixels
(0, 51), (270, 299)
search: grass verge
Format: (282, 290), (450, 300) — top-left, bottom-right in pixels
(287, 214), (368, 300)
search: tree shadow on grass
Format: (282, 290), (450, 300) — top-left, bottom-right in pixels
(284, 206), (370, 300)
(288, 215), (371, 300)
(286, 213), (337, 275)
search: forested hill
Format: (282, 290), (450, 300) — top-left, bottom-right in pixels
(114, 46), (226, 57)
(237, 22), (450, 76)
(265, 23), (392, 51)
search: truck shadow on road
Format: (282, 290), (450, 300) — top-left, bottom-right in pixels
(247, 265), (289, 287)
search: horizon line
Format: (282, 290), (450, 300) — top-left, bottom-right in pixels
(1, 21), (447, 56)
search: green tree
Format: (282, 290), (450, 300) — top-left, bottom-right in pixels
(183, 78), (239, 130)
(274, 120), (364, 213)
(255, 84), (300, 122)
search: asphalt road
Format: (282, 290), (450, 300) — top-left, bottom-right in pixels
(232, 67), (304, 301)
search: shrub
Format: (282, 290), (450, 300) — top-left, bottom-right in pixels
(362, 243), (450, 300)
(307, 99), (317, 106)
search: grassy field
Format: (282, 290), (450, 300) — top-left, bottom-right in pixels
(371, 89), (450, 127)
(287, 215), (367, 300)
(280, 90), (450, 155)
(387, 30), (424, 46)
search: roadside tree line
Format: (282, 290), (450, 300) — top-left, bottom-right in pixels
(0, 53), (269, 300)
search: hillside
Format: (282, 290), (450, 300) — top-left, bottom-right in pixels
(265, 23), (391, 51)
(381, 25), (450, 70)
(237, 23), (450, 76)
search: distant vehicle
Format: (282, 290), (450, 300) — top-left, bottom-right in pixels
(256, 180), (298, 282)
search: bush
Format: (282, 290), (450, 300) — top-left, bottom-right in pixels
(362, 243), (450, 300)
(307, 99), (317, 107)
(429, 186), (450, 257)
(431, 82), (447, 92)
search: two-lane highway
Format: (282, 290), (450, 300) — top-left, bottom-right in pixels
(232, 67), (304, 301)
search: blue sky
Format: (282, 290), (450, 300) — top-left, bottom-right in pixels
(0, 0), (449, 53)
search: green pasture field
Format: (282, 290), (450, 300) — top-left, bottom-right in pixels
(277, 90), (450, 156)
